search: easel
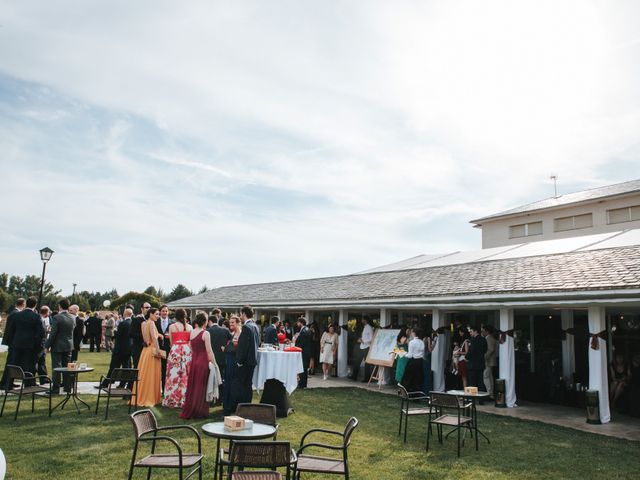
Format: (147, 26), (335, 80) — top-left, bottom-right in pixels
(367, 365), (384, 389)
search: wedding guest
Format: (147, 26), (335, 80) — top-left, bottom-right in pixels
(162, 309), (192, 408)
(207, 309), (231, 401)
(609, 353), (631, 407)
(296, 317), (312, 388)
(453, 326), (470, 388)
(134, 307), (162, 407)
(263, 316), (279, 345)
(401, 328), (425, 392)
(308, 322), (320, 376)
(467, 325), (487, 394)
(482, 325), (498, 398)
(1, 298), (25, 389)
(229, 305), (260, 413)
(86, 312), (102, 352)
(71, 309), (85, 361)
(277, 324), (288, 345)
(46, 299), (75, 394)
(37, 306), (51, 383)
(104, 314), (115, 352)
(284, 320), (293, 341)
(130, 303), (150, 368)
(181, 312), (216, 419)
(422, 328), (434, 394)
(98, 307), (133, 389)
(156, 305), (173, 392)
(9, 297), (44, 387)
(350, 317), (373, 382)
(319, 324), (339, 380)
(222, 315), (241, 415)
(394, 328), (410, 384)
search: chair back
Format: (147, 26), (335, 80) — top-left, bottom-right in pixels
(4, 365), (24, 384)
(112, 368), (138, 384)
(343, 417), (358, 448)
(430, 392), (460, 409)
(229, 441), (292, 469)
(130, 409), (158, 438)
(232, 472), (282, 480)
(235, 403), (277, 426)
(397, 384), (409, 399)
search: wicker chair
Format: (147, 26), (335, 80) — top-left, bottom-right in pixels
(128, 409), (203, 480)
(294, 417), (358, 480)
(95, 368), (138, 420)
(0, 365), (52, 421)
(226, 441), (296, 480)
(232, 473), (282, 480)
(397, 384), (433, 442)
(426, 392), (473, 458)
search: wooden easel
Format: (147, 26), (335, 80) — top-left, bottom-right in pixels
(367, 365), (384, 389)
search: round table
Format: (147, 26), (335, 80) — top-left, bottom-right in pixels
(202, 421), (277, 480)
(51, 367), (94, 414)
(445, 390), (491, 445)
(253, 350), (303, 417)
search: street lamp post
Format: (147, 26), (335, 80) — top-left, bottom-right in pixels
(37, 247), (54, 307)
(72, 283), (77, 297)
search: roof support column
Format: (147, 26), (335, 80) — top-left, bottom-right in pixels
(305, 310), (313, 324)
(588, 306), (610, 423)
(431, 309), (447, 392)
(561, 309), (575, 387)
(337, 309), (349, 377)
(499, 308), (517, 407)
(379, 308), (390, 327)
(378, 308), (391, 385)
(277, 310), (285, 324)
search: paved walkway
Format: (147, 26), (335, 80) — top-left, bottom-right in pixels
(74, 375), (640, 442)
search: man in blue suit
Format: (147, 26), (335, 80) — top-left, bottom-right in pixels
(229, 305), (260, 412)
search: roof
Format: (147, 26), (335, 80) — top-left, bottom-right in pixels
(471, 178), (640, 224)
(168, 244), (640, 309)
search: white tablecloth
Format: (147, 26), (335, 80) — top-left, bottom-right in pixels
(252, 350), (304, 394)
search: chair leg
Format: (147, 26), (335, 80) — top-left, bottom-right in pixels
(95, 390), (101, 415)
(31, 393), (35, 413)
(398, 407), (403, 436)
(457, 426), (461, 458)
(0, 391), (7, 417)
(15, 392), (22, 421)
(146, 466), (152, 480)
(404, 412), (409, 442)
(426, 418), (431, 451)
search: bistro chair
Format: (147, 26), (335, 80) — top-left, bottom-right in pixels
(95, 368), (139, 420)
(236, 403), (279, 439)
(226, 441), (296, 480)
(397, 384), (433, 442)
(0, 365), (52, 421)
(294, 417), (358, 480)
(128, 409), (203, 480)
(426, 392), (474, 458)
(232, 473), (282, 480)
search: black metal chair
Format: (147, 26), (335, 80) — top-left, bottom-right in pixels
(128, 409), (203, 480)
(226, 441), (296, 480)
(232, 473), (282, 480)
(426, 392), (473, 457)
(0, 365), (51, 420)
(294, 417), (358, 480)
(95, 368), (138, 419)
(397, 384), (433, 442)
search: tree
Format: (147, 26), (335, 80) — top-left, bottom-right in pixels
(110, 291), (163, 312)
(165, 284), (193, 303)
(198, 285), (208, 294)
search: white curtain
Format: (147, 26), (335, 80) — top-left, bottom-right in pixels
(561, 310), (575, 387)
(499, 335), (517, 407)
(588, 307), (610, 424)
(431, 332), (447, 392)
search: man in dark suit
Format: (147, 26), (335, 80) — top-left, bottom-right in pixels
(155, 305), (173, 392)
(45, 298), (75, 394)
(130, 303), (150, 368)
(230, 305), (260, 412)
(467, 325), (488, 394)
(207, 309), (231, 379)
(295, 317), (312, 389)
(85, 312), (102, 352)
(1, 298), (25, 389)
(99, 307), (133, 388)
(8, 297), (44, 387)
(263, 316), (279, 346)
(71, 308), (85, 361)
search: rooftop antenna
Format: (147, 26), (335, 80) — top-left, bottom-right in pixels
(550, 174), (558, 197)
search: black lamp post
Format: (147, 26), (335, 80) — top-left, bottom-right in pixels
(38, 247), (54, 307)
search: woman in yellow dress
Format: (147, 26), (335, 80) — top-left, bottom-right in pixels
(134, 307), (162, 407)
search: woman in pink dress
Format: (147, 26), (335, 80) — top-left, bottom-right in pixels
(180, 311), (216, 420)
(162, 309), (193, 408)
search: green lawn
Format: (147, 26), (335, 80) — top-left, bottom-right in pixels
(0, 351), (112, 382)
(0, 386), (637, 479)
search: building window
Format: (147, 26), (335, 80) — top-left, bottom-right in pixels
(554, 213), (593, 232)
(509, 221), (543, 238)
(607, 205), (640, 225)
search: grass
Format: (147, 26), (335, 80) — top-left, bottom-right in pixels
(0, 351), (112, 382)
(0, 386), (637, 479)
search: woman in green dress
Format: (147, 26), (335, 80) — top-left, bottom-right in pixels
(395, 327), (411, 383)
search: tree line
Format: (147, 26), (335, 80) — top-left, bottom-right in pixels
(0, 272), (206, 313)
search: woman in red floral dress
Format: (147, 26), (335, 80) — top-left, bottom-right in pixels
(162, 309), (193, 408)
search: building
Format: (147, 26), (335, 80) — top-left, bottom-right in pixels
(170, 179), (640, 423)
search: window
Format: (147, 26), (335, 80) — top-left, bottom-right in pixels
(509, 221), (543, 238)
(554, 213), (593, 232)
(607, 205), (640, 225)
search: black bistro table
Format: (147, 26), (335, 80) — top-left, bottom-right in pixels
(202, 421), (277, 480)
(445, 389), (491, 445)
(50, 367), (94, 414)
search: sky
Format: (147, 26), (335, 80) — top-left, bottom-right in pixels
(1, 1), (640, 296)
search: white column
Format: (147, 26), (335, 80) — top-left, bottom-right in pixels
(277, 309), (285, 323)
(305, 310), (313, 324)
(499, 308), (517, 407)
(588, 306), (610, 423)
(379, 308), (391, 384)
(561, 309), (575, 387)
(337, 309), (349, 377)
(379, 308), (390, 327)
(431, 309), (447, 392)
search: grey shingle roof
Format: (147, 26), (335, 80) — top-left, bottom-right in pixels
(168, 245), (640, 308)
(471, 179), (640, 224)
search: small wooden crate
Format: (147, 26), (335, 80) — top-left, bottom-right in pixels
(224, 415), (246, 431)
(464, 386), (478, 395)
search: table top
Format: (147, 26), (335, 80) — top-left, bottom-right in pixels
(445, 389), (491, 398)
(201, 421), (277, 440)
(253, 350), (303, 394)
(53, 367), (94, 373)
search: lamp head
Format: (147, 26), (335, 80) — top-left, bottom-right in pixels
(40, 247), (54, 263)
